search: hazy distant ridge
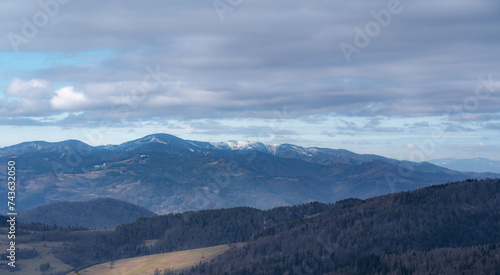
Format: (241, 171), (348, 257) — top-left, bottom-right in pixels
(0, 133), (497, 213)
(429, 158), (500, 173)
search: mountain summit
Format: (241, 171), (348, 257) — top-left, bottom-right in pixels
(0, 134), (497, 213)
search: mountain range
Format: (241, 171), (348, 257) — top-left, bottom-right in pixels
(429, 158), (500, 173)
(0, 133), (497, 214)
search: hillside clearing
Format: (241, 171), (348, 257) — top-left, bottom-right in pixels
(76, 243), (244, 275)
(0, 230), (72, 275)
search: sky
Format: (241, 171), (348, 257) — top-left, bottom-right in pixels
(1, 0), (499, 161)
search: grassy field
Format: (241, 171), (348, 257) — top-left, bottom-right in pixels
(0, 227), (73, 274)
(76, 243), (244, 275)
(0, 225), (243, 275)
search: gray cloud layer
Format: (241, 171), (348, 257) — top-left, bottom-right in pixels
(1, 0), (500, 127)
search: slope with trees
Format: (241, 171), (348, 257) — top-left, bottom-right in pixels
(184, 178), (500, 274)
(18, 198), (157, 229)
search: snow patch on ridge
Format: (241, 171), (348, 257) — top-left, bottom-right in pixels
(210, 140), (257, 150)
(149, 137), (168, 145)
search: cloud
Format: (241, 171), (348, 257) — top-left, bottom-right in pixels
(321, 131), (336, 138)
(335, 117), (402, 135)
(6, 78), (53, 99)
(189, 120), (298, 138)
(407, 121), (430, 128)
(50, 87), (89, 111)
(0, 78), (54, 116)
(1, 1), (499, 122)
(441, 123), (474, 132)
(484, 123), (500, 131)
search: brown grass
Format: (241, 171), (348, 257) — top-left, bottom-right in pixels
(77, 243), (244, 275)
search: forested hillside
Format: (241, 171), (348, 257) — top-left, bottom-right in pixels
(50, 202), (331, 269)
(184, 178), (500, 274)
(18, 198), (157, 229)
(6, 179), (499, 274)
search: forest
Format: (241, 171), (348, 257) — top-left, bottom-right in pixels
(183, 178), (500, 274)
(28, 202), (331, 269)
(2, 178), (499, 274)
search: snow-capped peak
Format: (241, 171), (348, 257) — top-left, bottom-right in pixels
(210, 140), (268, 151)
(149, 136), (168, 145)
(211, 141), (249, 150)
(225, 140), (254, 150)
